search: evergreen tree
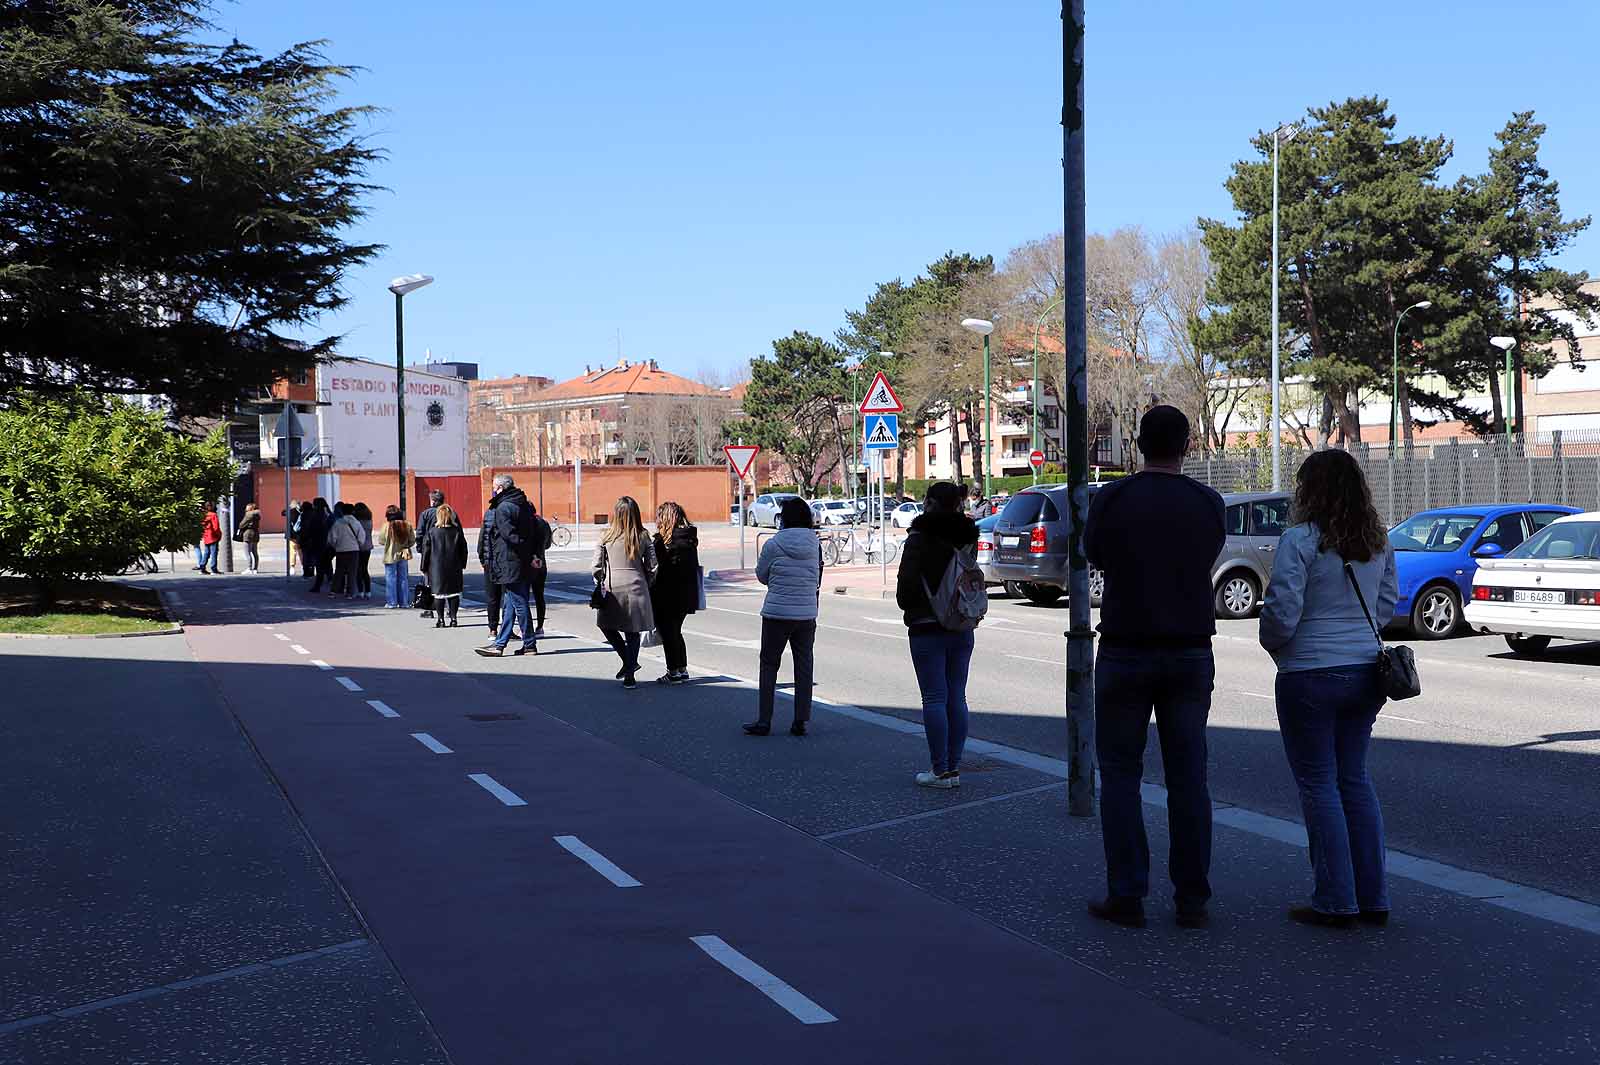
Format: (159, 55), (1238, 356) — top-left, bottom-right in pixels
(742, 332), (848, 496)
(0, 1), (381, 414)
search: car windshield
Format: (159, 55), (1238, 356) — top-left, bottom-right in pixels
(1388, 513), (1484, 552)
(1508, 521), (1600, 561)
(999, 492), (1059, 525)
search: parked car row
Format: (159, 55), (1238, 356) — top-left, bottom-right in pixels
(972, 482), (1586, 644)
(730, 492), (923, 529)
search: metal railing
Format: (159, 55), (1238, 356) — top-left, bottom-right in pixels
(1184, 430), (1600, 525)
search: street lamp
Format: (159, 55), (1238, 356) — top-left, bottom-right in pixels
(1269, 121), (1300, 490)
(388, 274), (433, 517)
(1491, 336), (1517, 439)
(1390, 300), (1432, 455)
(960, 318), (995, 496)
(1033, 298), (1064, 483)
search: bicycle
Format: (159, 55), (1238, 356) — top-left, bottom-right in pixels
(548, 521), (573, 547)
(118, 552), (160, 575)
(862, 526), (898, 565)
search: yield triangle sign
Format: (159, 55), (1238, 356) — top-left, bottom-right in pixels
(723, 444), (760, 479)
(858, 371), (903, 414)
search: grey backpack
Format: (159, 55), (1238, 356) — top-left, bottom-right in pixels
(922, 544), (988, 631)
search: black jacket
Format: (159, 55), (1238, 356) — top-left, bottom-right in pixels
(420, 523), (468, 597)
(416, 505), (438, 544)
(896, 511), (979, 631)
(237, 511), (261, 543)
(651, 524), (701, 617)
(295, 506), (328, 559)
(484, 486), (537, 586)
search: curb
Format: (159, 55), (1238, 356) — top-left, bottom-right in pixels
(0, 622), (184, 640)
(829, 586), (896, 600)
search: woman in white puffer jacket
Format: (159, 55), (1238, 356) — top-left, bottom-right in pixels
(745, 497), (823, 736)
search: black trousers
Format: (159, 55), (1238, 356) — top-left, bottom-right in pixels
(356, 550), (372, 595)
(531, 564), (547, 627)
(332, 551), (357, 595)
(758, 617), (816, 725)
(601, 629), (642, 674)
(485, 580), (503, 633)
(656, 607), (688, 672)
(308, 551), (332, 592)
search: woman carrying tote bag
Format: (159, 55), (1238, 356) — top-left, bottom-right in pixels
(1259, 449), (1399, 929)
(592, 496), (658, 690)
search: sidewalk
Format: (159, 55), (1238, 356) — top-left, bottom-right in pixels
(0, 628), (445, 1063)
(707, 565), (897, 600)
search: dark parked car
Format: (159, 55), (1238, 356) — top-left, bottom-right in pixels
(986, 484), (1105, 605)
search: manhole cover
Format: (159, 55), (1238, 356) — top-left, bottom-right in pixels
(466, 712), (523, 722)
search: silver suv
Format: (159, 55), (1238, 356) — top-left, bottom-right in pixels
(1211, 491), (1291, 619)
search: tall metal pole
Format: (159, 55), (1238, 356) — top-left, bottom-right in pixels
(982, 333), (992, 497)
(1062, 0), (1095, 817)
(395, 292), (408, 517)
(1270, 129), (1282, 489)
(220, 416), (235, 573)
(879, 451), (888, 588)
(1506, 346), (1516, 441)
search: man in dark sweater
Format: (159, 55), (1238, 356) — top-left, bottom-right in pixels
(1084, 405), (1226, 930)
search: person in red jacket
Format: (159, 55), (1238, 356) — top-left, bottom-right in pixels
(196, 505), (223, 574)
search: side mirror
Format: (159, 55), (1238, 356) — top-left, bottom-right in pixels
(1473, 542), (1504, 559)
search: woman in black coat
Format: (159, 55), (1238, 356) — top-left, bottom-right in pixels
(651, 501), (700, 684)
(420, 503), (469, 628)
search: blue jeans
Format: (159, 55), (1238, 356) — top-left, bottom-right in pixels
(384, 560), (410, 607)
(1275, 665), (1388, 915)
(495, 580), (536, 651)
(196, 543), (217, 571)
(1094, 646), (1215, 908)
(908, 629), (975, 775)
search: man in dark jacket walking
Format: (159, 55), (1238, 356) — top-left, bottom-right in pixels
(478, 498), (503, 637)
(475, 475), (539, 657)
(1085, 405), (1226, 931)
(416, 489), (444, 617)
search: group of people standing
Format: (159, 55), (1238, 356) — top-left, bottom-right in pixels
(286, 498), (378, 598)
(193, 502), (263, 574)
(584, 496), (701, 689)
(1085, 405), (1396, 931)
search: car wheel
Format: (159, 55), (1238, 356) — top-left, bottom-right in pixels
(1505, 634), (1552, 657)
(1214, 572), (1259, 620)
(1410, 585), (1460, 640)
(1023, 583), (1064, 605)
(1003, 580), (1024, 599)
(1088, 567), (1105, 607)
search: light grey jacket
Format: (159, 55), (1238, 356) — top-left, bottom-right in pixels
(756, 528), (822, 620)
(327, 514), (363, 554)
(1259, 523), (1399, 673)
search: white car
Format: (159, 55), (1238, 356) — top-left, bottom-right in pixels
(890, 501), (923, 529)
(812, 500), (858, 526)
(748, 492), (802, 528)
(1464, 512), (1600, 656)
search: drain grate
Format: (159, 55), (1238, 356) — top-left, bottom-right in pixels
(466, 712), (523, 722)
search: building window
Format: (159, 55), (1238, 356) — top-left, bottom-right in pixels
(290, 370), (308, 385)
(928, 442), (937, 463)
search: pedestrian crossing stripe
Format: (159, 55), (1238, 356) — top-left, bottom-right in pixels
(864, 413), (898, 449)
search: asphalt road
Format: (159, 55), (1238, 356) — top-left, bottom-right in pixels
(547, 534), (1600, 906)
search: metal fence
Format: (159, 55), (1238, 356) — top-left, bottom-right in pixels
(1183, 430), (1600, 525)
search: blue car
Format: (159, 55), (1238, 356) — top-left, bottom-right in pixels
(1388, 504), (1579, 638)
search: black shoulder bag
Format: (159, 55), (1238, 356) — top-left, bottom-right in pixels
(590, 545), (614, 610)
(1343, 561), (1421, 701)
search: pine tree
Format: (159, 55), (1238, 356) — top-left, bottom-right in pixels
(0, 1), (381, 414)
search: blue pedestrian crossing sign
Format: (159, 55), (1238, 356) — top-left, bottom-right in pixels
(863, 413), (899, 451)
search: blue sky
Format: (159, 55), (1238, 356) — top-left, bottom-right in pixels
(213, 0), (1600, 383)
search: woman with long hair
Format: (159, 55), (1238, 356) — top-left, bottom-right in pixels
(376, 504), (415, 609)
(592, 496), (657, 689)
(651, 501), (700, 684)
(352, 501), (375, 598)
(420, 503), (468, 627)
(237, 503), (262, 574)
(1259, 448), (1399, 929)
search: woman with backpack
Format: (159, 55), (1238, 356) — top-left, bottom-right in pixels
(326, 502), (364, 599)
(592, 496), (657, 689)
(745, 497), (822, 736)
(896, 481), (982, 788)
(651, 501), (700, 684)
(1259, 448), (1398, 929)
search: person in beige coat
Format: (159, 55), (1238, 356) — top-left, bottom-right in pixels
(592, 496), (658, 690)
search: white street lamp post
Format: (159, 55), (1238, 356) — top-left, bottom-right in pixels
(1490, 336), (1518, 439)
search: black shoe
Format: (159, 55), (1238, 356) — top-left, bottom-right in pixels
(1357, 909), (1390, 927)
(656, 673), (678, 685)
(616, 667), (627, 680)
(742, 722), (771, 736)
(474, 645), (505, 657)
(790, 722), (807, 737)
(448, 618), (458, 627)
(1175, 906), (1210, 929)
(1289, 906), (1357, 929)
(435, 617), (445, 628)
(1087, 897), (1147, 929)
(513, 644), (536, 656)
(422, 610), (434, 619)
(621, 674), (638, 690)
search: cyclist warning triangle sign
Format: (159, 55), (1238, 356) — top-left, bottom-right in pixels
(858, 371), (902, 414)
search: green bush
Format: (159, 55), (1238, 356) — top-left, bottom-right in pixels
(0, 392), (234, 588)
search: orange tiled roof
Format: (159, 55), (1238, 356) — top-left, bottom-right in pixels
(528, 360), (719, 403)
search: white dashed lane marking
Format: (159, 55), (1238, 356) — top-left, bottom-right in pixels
(690, 936), (837, 1024)
(366, 700), (400, 718)
(554, 836), (642, 888)
(311, 660), (332, 671)
(289, 644), (310, 655)
(410, 733), (452, 754)
(468, 774), (526, 807)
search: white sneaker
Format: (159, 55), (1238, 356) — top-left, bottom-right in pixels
(915, 771), (960, 789)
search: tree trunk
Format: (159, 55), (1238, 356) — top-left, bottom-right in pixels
(948, 410), (965, 486)
(1400, 377), (1415, 449)
(965, 402), (984, 489)
(1489, 371), (1505, 435)
(1317, 394), (1334, 449)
